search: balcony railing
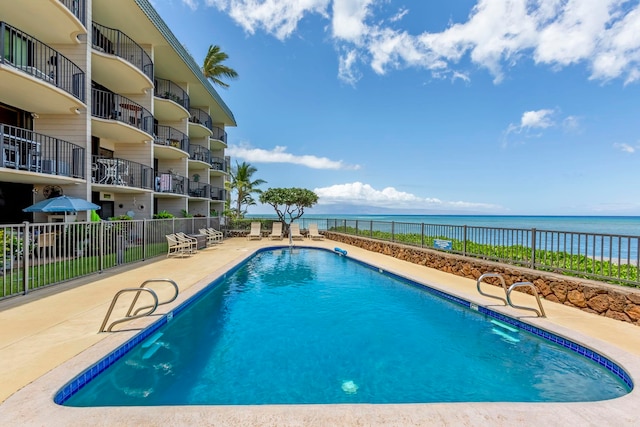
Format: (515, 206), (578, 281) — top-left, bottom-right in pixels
(1, 124), (85, 178)
(0, 22), (86, 102)
(91, 88), (153, 135)
(210, 156), (226, 172)
(91, 155), (153, 190)
(210, 186), (225, 201)
(188, 181), (211, 198)
(189, 145), (211, 163)
(154, 125), (189, 152)
(211, 126), (227, 143)
(155, 171), (188, 195)
(60, 0), (86, 26)
(188, 108), (212, 131)
(154, 77), (189, 110)
(91, 22), (153, 81)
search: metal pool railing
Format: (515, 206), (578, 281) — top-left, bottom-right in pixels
(0, 217), (220, 301)
(293, 218), (640, 287)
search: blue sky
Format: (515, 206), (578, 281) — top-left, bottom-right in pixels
(152, 0), (640, 216)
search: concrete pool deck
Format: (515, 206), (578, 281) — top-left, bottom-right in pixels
(1, 237), (639, 426)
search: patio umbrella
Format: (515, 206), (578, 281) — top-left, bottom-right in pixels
(23, 196), (101, 213)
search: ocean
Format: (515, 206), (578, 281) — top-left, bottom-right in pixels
(251, 214), (640, 237)
(246, 214), (640, 268)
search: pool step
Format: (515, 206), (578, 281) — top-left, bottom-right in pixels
(490, 320), (520, 343)
(490, 320), (518, 333)
(142, 342), (164, 360)
(491, 328), (520, 343)
(141, 332), (164, 349)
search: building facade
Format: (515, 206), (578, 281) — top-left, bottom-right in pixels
(0, 0), (235, 224)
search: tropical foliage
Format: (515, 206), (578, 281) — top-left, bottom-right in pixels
(153, 210), (175, 219)
(202, 44), (238, 88)
(228, 161), (266, 218)
(259, 188), (318, 231)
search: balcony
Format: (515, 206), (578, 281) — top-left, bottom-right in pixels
(91, 155), (154, 192)
(210, 187), (226, 201)
(91, 88), (153, 143)
(209, 156), (227, 175)
(154, 125), (189, 159)
(1, 124), (85, 183)
(188, 108), (213, 138)
(1, 1), (86, 44)
(91, 22), (153, 94)
(154, 78), (189, 121)
(60, 0), (87, 27)
(188, 182), (211, 199)
(210, 126), (228, 149)
(188, 145), (211, 165)
(0, 22), (86, 114)
(155, 171), (188, 197)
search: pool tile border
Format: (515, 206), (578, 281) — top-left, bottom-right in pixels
(53, 246), (633, 405)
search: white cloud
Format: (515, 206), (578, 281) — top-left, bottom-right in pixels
(521, 109), (555, 129)
(227, 144), (361, 169)
(502, 108), (563, 147)
(338, 48), (361, 85)
(197, 0), (640, 86)
(562, 115), (581, 132)
(181, 0), (198, 11)
(451, 71), (471, 83)
(205, 0), (330, 40)
(613, 142), (637, 153)
(389, 8), (409, 23)
(314, 182), (500, 210)
(331, 0), (374, 43)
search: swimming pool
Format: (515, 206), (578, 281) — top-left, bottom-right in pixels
(57, 247), (632, 406)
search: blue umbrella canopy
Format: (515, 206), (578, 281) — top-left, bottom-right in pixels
(23, 196), (101, 213)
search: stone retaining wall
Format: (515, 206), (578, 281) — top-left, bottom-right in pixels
(326, 232), (640, 326)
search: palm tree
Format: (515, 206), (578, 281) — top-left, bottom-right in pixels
(202, 44), (238, 88)
(229, 161), (266, 218)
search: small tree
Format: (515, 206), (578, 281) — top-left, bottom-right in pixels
(259, 188), (318, 234)
(228, 161), (266, 219)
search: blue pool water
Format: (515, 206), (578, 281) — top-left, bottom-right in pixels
(61, 248), (631, 406)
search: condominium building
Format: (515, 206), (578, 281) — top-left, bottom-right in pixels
(0, 0), (235, 224)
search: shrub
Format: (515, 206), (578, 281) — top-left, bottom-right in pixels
(153, 210), (175, 219)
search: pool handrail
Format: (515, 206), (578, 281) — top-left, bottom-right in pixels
(99, 288), (159, 332)
(127, 279), (180, 316)
(476, 273), (508, 305)
(506, 282), (547, 317)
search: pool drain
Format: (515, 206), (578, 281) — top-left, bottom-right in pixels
(341, 380), (358, 394)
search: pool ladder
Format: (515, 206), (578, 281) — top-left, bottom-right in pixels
(476, 273), (546, 317)
(99, 279), (179, 332)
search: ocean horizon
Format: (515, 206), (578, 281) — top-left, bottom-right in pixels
(248, 214), (640, 237)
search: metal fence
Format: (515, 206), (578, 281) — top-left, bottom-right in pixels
(0, 217), (220, 301)
(4, 217), (638, 301)
(313, 218), (640, 287)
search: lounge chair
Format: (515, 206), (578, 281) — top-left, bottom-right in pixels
(247, 222), (262, 240)
(289, 223), (304, 240)
(207, 228), (224, 242)
(201, 228), (223, 243)
(165, 234), (193, 257)
(308, 223), (324, 240)
(36, 232), (57, 258)
(269, 222), (283, 240)
(199, 229), (221, 247)
(176, 232), (198, 253)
